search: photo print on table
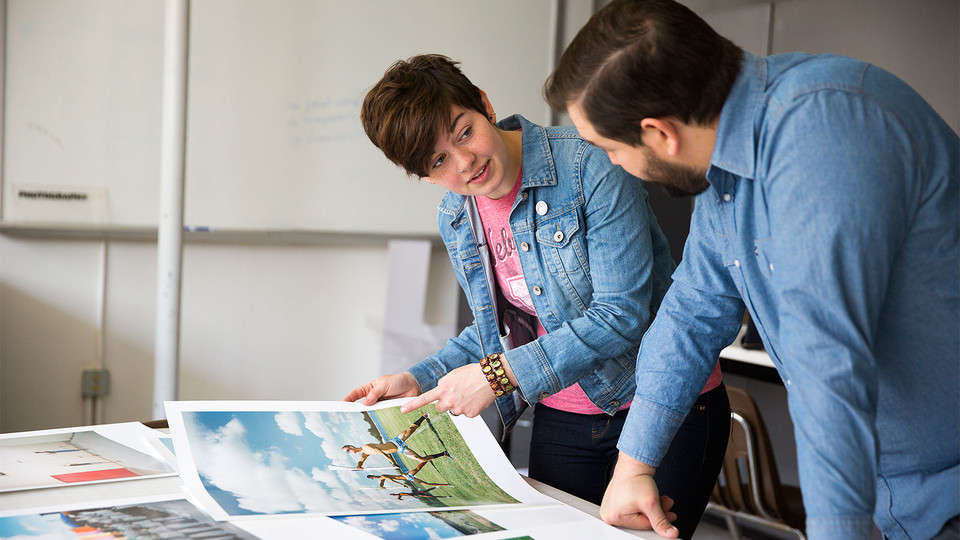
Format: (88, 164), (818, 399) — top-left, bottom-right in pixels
(165, 400), (534, 520)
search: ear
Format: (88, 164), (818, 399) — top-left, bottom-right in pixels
(420, 176), (436, 185)
(479, 89), (496, 122)
(639, 117), (681, 156)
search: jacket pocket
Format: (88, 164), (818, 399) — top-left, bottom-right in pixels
(535, 211), (587, 276)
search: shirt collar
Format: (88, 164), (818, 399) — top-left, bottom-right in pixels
(708, 52), (767, 186)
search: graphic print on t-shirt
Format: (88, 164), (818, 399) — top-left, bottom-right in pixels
(483, 223), (536, 314)
(488, 226), (516, 264)
(505, 274), (534, 312)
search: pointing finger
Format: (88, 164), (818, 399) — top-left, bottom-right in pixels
(401, 390), (436, 414)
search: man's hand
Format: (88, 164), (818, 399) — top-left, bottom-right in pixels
(600, 452), (679, 538)
(401, 363), (496, 416)
(343, 372), (421, 405)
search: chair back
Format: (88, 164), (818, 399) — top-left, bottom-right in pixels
(713, 385), (805, 530)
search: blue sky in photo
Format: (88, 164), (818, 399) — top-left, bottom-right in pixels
(0, 513), (74, 538)
(180, 409), (428, 516)
(333, 511), (467, 540)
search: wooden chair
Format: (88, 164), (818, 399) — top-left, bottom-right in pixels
(708, 385), (806, 539)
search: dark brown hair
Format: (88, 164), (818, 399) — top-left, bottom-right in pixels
(544, 0), (743, 146)
(361, 54), (486, 177)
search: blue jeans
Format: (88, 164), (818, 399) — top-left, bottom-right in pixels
(529, 384), (730, 540)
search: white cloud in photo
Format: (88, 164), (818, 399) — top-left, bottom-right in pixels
(182, 409), (431, 516)
(275, 411), (303, 436)
(189, 416), (347, 514)
(379, 518), (401, 532)
(303, 411), (375, 468)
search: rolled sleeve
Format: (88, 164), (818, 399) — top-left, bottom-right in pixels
(616, 194), (745, 463)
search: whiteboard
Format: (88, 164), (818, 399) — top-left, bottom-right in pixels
(2, 0), (557, 235)
(2, 0), (165, 227)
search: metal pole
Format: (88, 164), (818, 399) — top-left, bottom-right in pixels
(546, 0), (561, 126)
(153, 0), (189, 419)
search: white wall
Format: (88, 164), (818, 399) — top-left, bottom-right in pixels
(0, 236), (461, 432)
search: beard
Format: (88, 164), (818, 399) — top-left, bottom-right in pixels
(643, 149), (710, 198)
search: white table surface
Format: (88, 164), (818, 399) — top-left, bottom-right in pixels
(523, 476), (663, 539)
(720, 325), (775, 369)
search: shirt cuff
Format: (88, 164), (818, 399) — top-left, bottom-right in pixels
(616, 396), (686, 467)
(407, 358), (446, 393)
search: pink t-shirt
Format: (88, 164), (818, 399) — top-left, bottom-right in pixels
(475, 171), (721, 415)
(476, 172), (608, 414)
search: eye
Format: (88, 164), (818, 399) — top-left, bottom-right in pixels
(432, 154), (445, 170)
(458, 126), (472, 141)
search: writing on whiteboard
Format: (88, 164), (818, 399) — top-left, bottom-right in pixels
(286, 95), (365, 146)
(26, 121), (63, 148)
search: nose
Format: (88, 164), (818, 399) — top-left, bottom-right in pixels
(455, 148), (475, 174)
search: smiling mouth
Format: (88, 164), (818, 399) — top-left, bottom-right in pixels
(469, 163), (488, 182)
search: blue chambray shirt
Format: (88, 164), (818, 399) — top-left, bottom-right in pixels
(619, 52), (959, 540)
(409, 114), (675, 432)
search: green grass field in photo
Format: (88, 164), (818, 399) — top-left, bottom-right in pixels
(370, 404), (518, 508)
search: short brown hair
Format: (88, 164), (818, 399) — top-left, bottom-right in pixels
(544, 0), (742, 146)
(361, 54), (486, 177)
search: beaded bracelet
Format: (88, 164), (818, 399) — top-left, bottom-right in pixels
(479, 353), (516, 397)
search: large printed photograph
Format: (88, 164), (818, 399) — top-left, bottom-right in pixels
(166, 400), (542, 520)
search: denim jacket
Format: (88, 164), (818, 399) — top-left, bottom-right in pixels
(408, 114), (675, 433)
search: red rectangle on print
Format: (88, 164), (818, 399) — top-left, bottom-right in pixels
(51, 467), (138, 483)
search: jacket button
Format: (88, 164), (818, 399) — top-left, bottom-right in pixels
(538, 391), (550, 400)
(609, 400), (620, 408)
(519, 192), (528, 201)
(536, 201), (548, 215)
(553, 230), (564, 242)
(520, 242), (529, 251)
(531, 285), (542, 295)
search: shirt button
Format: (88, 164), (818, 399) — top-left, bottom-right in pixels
(723, 193), (732, 202)
(553, 230), (564, 242)
(734, 260), (741, 267)
(769, 263), (774, 271)
(531, 285), (543, 295)
(536, 201), (549, 215)
(520, 242), (529, 251)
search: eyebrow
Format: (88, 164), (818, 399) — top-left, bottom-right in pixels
(448, 112), (466, 133)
